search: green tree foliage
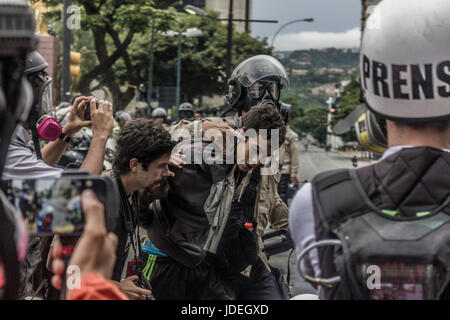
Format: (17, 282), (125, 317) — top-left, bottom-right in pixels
(283, 48), (359, 69)
(291, 106), (328, 144)
(280, 90), (303, 119)
(33, 1), (271, 110)
(330, 78), (360, 141)
(331, 78), (360, 124)
(130, 10), (272, 104)
(35, 0), (177, 109)
(277, 48), (360, 143)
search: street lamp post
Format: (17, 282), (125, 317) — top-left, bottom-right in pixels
(61, 0), (72, 102)
(146, 1), (184, 113)
(176, 31), (182, 108)
(162, 28), (202, 108)
(146, 21), (155, 116)
(226, 0), (233, 81)
(271, 18), (314, 48)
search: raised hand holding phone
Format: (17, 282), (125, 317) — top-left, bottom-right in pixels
(51, 190), (119, 299)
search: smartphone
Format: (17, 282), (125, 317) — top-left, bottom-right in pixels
(84, 101), (99, 121)
(2, 174), (120, 236)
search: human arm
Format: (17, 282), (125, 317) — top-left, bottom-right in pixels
(79, 99), (114, 175)
(109, 276), (151, 300)
(41, 96), (92, 166)
(51, 190), (126, 300)
(264, 175), (289, 232)
(2, 142), (62, 180)
(289, 135), (300, 187)
(288, 183), (321, 287)
(69, 273), (128, 300)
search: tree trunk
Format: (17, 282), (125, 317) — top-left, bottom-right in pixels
(79, 1), (137, 111)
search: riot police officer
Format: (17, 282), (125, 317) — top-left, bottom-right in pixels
(224, 55), (291, 123)
(218, 55), (293, 300)
(178, 102), (194, 121)
(151, 107), (168, 127)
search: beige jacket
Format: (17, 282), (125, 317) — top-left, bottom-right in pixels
(281, 126), (300, 178)
(234, 166), (289, 276)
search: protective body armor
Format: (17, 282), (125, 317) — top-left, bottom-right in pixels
(311, 147), (450, 299)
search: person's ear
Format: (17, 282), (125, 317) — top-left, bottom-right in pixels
(129, 158), (140, 173)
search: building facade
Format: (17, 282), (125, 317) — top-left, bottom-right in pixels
(206, 0), (253, 33)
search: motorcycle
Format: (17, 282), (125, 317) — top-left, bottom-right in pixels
(58, 127), (115, 171)
(262, 229), (295, 299)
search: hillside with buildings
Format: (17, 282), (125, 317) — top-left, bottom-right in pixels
(277, 48), (360, 146)
(278, 48), (359, 108)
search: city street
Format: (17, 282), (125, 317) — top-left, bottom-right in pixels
(266, 143), (376, 297)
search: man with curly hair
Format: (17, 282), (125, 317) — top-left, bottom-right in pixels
(109, 119), (175, 300)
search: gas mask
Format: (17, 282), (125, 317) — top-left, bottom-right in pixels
(223, 54), (291, 122)
(240, 79), (280, 111)
(242, 78), (291, 122)
(255, 98), (291, 124)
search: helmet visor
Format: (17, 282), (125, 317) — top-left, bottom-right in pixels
(231, 55), (289, 88)
(38, 76), (53, 116)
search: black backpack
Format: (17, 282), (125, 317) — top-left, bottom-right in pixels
(307, 168), (450, 300)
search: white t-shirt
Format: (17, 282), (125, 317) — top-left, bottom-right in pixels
(288, 146), (450, 298)
(2, 125), (62, 180)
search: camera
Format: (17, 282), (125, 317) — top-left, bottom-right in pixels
(1, 171), (120, 236)
(83, 100), (100, 122)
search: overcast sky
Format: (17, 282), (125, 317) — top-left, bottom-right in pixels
(251, 0), (362, 51)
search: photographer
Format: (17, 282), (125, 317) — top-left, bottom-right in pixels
(1, 51), (114, 299)
(109, 119), (175, 300)
(2, 50), (114, 180)
(0, 0), (124, 301)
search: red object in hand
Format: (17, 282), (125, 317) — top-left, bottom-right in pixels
(244, 222), (253, 232)
(126, 259), (138, 278)
(62, 246), (74, 256)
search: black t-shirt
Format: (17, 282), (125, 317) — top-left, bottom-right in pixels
(111, 173), (139, 282)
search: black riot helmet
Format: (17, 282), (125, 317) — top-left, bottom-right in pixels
(23, 51), (55, 160)
(178, 102), (194, 120)
(24, 50), (53, 119)
(223, 55), (290, 120)
(0, 0), (37, 300)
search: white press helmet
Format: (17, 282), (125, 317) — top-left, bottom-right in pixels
(361, 0), (450, 121)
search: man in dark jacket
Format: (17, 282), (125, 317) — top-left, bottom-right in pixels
(146, 105), (286, 300)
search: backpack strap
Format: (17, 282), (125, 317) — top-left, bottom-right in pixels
(311, 169), (376, 299)
(312, 168), (375, 232)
